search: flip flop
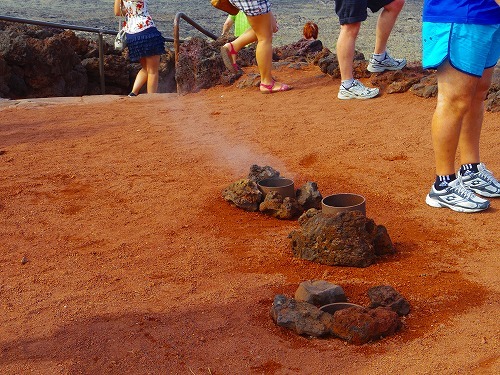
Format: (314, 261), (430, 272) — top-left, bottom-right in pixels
(220, 42), (239, 73)
(259, 80), (292, 94)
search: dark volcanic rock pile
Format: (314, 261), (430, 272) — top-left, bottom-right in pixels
(0, 21), (175, 99)
(270, 281), (410, 344)
(289, 209), (396, 268)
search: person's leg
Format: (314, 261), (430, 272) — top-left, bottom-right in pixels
(458, 66), (494, 165)
(336, 22), (361, 81)
(224, 26), (258, 65)
(130, 58), (148, 95)
(247, 12), (290, 92)
(246, 12), (273, 85)
(373, 0), (404, 54)
(336, 21), (379, 99)
(425, 61), (490, 212)
(144, 55), (161, 94)
(367, 0), (406, 72)
(431, 60), (479, 176)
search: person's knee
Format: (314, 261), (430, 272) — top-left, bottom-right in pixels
(145, 57), (160, 73)
(340, 22), (361, 38)
(438, 91), (473, 113)
(255, 32), (273, 44)
(385, 0), (405, 13)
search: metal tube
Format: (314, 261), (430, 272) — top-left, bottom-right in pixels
(0, 15), (116, 35)
(174, 14), (180, 65)
(98, 32), (105, 94)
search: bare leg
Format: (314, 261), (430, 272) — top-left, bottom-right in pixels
(225, 26), (257, 64)
(431, 61), (479, 176)
(145, 55), (161, 93)
(458, 66), (494, 165)
(131, 58), (148, 95)
(336, 22), (361, 81)
(130, 55), (161, 94)
(229, 20), (257, 50)
(246, 12), (274, 85)
(373, 0), (404, 54)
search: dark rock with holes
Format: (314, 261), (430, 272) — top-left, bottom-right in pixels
(289, 210), (396, 267)
(317, 53), (340, 77)
(296, 182), (322, 211)
(175, 37), (225, 94)
(270, 295), (334, 337)
(297, 208), (320, 226)
(82, 54), (128, 88)
(235, 42), (257, 67)
(236, 72), (261, 89)
(486, 90), (500, 112)
(259, 191), (302, 220)
(352, 59), (371, 79)
(294, 280), (347, 306)
(370, 63), (430, 94)
(248, 164), (280, 182)
(317, 50), (366, 79)
(274, 39), (324, 61)
(367, 285), (410, 316)
(486, 68), (500, 112)
(221, 178), (263, 212)
(0, 21), (176, 98)
(331, 306), (401, 344)
(0, 26), (87, 98)
(410, 73), (437, 98)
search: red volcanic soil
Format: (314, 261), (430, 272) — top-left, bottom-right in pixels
(1, 65), (499, 374)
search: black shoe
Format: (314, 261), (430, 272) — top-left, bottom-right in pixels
(128, 92), (137, 97)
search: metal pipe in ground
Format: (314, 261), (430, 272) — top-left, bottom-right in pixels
(98, 32), (105, 94)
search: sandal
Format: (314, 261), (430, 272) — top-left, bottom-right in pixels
(259, 80), (292, 94)
(220, 42), (240, 73)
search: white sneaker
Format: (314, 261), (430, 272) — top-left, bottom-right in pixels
(367, 52), (407, 73)
(337, 80), (379, 100)
(460, 163), (500, 197)
(425, 177), (490, 213)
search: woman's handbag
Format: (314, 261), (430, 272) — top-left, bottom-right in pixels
(114, 29), (127, 51)
(211, 0), (239, 15)
(114, 16), (127, 51)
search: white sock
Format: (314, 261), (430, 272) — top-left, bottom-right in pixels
(341, 78), (355, 89)
(372, 52), (386, 61)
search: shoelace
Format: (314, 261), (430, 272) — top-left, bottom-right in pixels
(477, 166), (496, 183)
(351, 80), (370, 93)
(449, 177), (475, 200)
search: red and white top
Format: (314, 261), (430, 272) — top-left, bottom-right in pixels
(122, 0), (156, 34)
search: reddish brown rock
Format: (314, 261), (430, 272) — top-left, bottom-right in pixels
(331, 306), (401, 344)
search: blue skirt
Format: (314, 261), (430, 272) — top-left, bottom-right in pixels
(126, 27), (166, 62)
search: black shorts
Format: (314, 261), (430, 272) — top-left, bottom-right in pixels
(335, 0), (395, 25)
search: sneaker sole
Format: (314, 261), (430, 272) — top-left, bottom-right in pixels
(425, 194), (489, 213)
(337, 91), (379, 100)
(367, 62), (407, 73)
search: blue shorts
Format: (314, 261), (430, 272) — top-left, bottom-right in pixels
(422, 22), (500, 77)
(229, 0), (271, 16)
(335, 0), (394, 25)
